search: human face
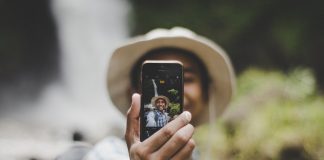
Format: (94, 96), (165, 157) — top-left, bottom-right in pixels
(145, 51), (206, 125)
(155, 98), (166, 111)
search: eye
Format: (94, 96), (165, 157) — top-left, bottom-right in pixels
(184, 77), (195, 83)
(184, 73), (197, 83)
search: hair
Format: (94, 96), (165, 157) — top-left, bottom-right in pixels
(130, 47), (210, 100)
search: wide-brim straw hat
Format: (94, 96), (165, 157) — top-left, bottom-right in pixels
(107, 27), (235, 123)
(151, 96), (170, 108)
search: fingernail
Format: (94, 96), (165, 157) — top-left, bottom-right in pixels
(132, 93), (137, 101)
(184, 111), (191, 122)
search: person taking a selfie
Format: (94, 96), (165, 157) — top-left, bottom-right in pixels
(57, 27), (236, 160)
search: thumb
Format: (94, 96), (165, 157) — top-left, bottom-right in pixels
(125, 93), (141, 149)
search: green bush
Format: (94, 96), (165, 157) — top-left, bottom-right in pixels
(195, 68), (324, 160)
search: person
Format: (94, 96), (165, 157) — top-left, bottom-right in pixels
(57, 27), (235, 160)
(146, 96), (169, 128)
(144, 96), (170, 139)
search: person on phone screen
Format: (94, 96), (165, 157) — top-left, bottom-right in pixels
(146, 96), (169, 128)
(57, 27), (235, 160)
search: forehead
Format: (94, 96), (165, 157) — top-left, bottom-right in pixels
(144, 50), (200, 70)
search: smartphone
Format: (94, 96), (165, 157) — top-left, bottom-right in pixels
(140, 60), (184, 141)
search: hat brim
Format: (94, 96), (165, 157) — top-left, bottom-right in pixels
(107, 29), (235, 123)
(151, 96), (170, 108)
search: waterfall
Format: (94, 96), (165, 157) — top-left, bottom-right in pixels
(152, 79), (158, 96)
(0, 0), (130, 146)
(0, 0), (131, 158)
(39, 0), (131, 141)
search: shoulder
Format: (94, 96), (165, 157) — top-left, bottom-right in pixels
(56, 142), (92, 160)
(84, 136), (129, 160)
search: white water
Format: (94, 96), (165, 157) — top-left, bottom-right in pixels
(0, 0), (131, 158)
(41, 0), (130, 141)
(152, 79), (158, 96)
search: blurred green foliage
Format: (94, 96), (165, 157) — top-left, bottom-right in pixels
(168, 89), (179, 96)
(194, 68), (324, 160)
(168, 89), (181, 117)
(128, 0), (324, 90)
(168, 102), (181, 117)
(168, 88), (180, 102)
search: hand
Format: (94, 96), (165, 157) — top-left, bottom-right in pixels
(125, 93), (195, 160)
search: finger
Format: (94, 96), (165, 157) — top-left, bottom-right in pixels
(142, 111), (192, 152)
(170, 139), (195, 160)
(125, 93), (141, 149)
(154, 124), (194, 159)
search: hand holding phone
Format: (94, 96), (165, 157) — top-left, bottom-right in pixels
(140, 60), (184, 141)
(125, 94), (195, 160)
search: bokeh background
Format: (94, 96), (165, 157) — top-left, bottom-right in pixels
(0, 0), (324, 159)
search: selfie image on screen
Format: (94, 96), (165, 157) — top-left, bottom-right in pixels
(141, 64), (183, 140)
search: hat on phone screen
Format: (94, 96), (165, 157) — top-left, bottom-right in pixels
(151, 96), (170, 108)
(107, 27), (236, 124)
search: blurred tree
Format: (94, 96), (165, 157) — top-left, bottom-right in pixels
(0, 0), (59, 100)
(128, 0), (324, 91)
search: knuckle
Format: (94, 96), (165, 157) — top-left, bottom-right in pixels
(174, 133), (188, 144)
(141, 154), (150, 160)
(126, 108), (131, 116)
(161, 127), (173, 138)
(157, 152), (169, 160)
(143, 154), (152, 160)
(136, 147), (149, 159)
(187, 139), (196, 150)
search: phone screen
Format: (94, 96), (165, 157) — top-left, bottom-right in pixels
(140, 60), (183, 141)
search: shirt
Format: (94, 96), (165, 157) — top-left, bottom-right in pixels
(146, 110), (168, 127)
